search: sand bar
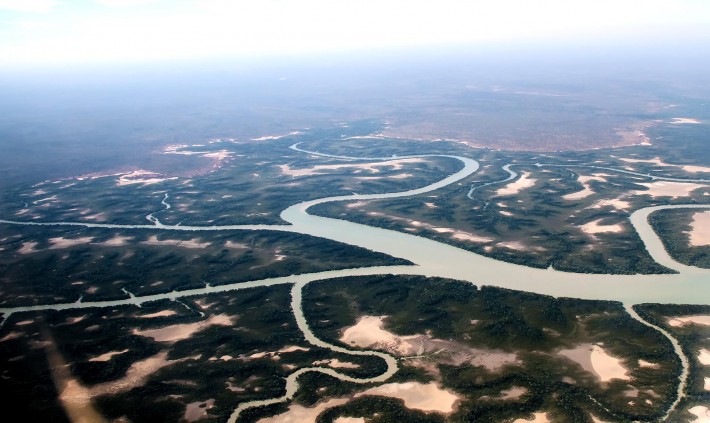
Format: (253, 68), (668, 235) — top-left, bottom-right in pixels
(496, 172), (536, 196)
(559, 344), (630, 382)
(132, 314), (233, 343)
(279, 158), (424, 177)
(667, 315), (710, 327)
(688, 211), (710, 246)
(355, 381), (460, 413)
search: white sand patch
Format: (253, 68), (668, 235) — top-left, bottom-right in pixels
(139, 310), (177, 318)
(313, 358), (360, 369)
(96, 235), (133, 247)
(631, 181), (704, 198)
(563, 174), (610, 200)
(251, 131), (303, 141)
(184, 399), (214, 422)
(638, 359), (660, 369)
(497, 241), (544, 252)
(668, 315), (710, 327)
(619, 155), (710, 173)
(117, 170), (177, 186)
(451, 232), (495, 243)
(424, 202), (437, 208)
(355, 173), (413, 180)
(341, 316), (517, 371)
(579, 219), (624, 235)
(194, 298), (216, 310)
(619, 157), (668, 165)
(0, 332), (24, 342)
(681, 164), (710, 173)
(334, 418), (365, 423)
(698, 348), (710, 365)
(143, 235), (210, 249)
(559, 344), (630, 382)
(257, 398), (350, 423)
(704, 377), (710, 391)
(341, 316), (400, 350)
(513, 412), (551, 422)
(18, 241), (39, 254)
(224, 240), (248, 249)
(278, 158), (424, 177)
(497, 386), (528, 400)
(249, 346), (309, 360)
(500, 210), (513, 217)
(203, 150), (231, 161)
(82, 212), (107, 221)
(688, 406), (710, 422)
(132, 314), (233, 343)
(590, 198), (631, 210)
(66, 315), (87, 324)
(60, 351), (192, 401)
(278, 345), (310, 353)
(356, 382), (460, 413)
(49, 237), (94, 249)
(32, 195), (58, 204)
(688, 211), (710, 246)
(88, 349), (129, 362)
(670, 118), (701, 124)
(346, 200), (369, 209)
(496, 172), (537, 196)
(15, 208), (30, 216)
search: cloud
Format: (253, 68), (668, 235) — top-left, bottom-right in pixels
(91, 0), (161, 7)
(0, 0), (60, 13)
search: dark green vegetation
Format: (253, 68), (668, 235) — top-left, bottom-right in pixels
(307, 118), (710, 274)
(635, 304), (710, 422)
(649, 209), (710, 268)
(0, 122), (456, 227)
(0, 285), (388, 423)
(0, 224), (406, 306)
(304, 275), (684, 422)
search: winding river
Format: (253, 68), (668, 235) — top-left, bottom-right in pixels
(1, 144), (709, 421)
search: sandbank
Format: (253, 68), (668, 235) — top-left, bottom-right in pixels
(590, 198), (631, 210)
(563, 174), (610, 200)
(670, 118), (701, 124)
(132, 314), (233, 343)
(667, 315), (710, 327)
(355, 381), (460, 413)
(631, 181), (704, 198)
(184, 399), (214, 422)
(559, 344), (630, 382)
(257, 398), (350, 423)
(49, 237), (94, 249)
(139, 310), (177, 318)
(579, 219), (624, 235)
(688, 211), (710, 246)
(278, 158), (424, 177)
(689, 405), (710, 422)
(88, 349), (129, 362)
(143, 235), (210, 249)
(698, 348), (710, 365)
(313, 358), (360, 369)
(496, 172), (537, 196)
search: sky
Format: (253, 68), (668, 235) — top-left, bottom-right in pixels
(1, 0), (710, 68)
